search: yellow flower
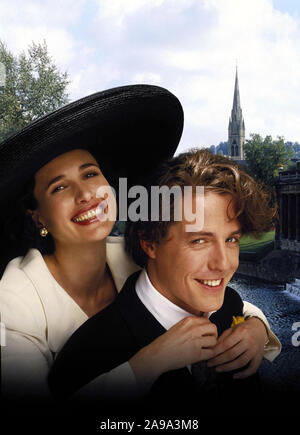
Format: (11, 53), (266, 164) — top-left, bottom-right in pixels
(231, 316), (245, 327)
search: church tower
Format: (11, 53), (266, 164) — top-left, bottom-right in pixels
(228, 67), (245, 160)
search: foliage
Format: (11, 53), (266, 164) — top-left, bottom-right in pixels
(0, 40), (69, 142)
(216, 141), (228, 155)
(244, 134), (294, 187)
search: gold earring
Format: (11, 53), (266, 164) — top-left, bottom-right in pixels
(40, 227), (48, 237)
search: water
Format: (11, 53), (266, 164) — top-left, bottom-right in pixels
(231, 276), (300, 393)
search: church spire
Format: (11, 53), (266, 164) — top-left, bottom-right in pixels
(228, 66), (245, 160)
(233, 66), (241, 110)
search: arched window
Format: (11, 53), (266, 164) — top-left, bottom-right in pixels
(231, 140), (237, 156)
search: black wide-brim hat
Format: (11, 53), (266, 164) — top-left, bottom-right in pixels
(0, 84), (183, 203)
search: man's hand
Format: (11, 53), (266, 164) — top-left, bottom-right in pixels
(206, 317), (268, 379)
(129, 316), (217, 391)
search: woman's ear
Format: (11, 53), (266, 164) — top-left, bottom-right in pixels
(26, 209), (42, 229)
(139, 239), (157, 260)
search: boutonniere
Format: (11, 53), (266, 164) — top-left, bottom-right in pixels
(231, 315), (245, 327)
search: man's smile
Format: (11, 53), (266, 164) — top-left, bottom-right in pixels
(198, 278), (222, 286)
(195, 278), (224, 289)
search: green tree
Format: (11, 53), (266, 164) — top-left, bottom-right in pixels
(244, 134), (294, 187)
(0, 40), (69, 142)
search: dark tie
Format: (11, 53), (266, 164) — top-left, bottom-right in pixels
(191, 361), (218, 393)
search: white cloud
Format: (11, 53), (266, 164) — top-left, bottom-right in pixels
(131, 72), (162, 84)
(1, 0), (300, 149)
(0, 0), (85, 70)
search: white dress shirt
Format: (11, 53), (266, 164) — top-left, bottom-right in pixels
(136, 268), (214, 330)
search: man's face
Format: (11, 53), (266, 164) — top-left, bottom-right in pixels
(146, 192), (242, 315)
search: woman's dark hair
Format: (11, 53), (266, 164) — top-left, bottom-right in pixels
(3, 177), (55, 262)
(0, 148), (118, 276)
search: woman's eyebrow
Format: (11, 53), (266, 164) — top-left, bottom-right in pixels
(79, 163), (99, 170)
(46, 163), (100, 191)
(46, 175), (65, 191)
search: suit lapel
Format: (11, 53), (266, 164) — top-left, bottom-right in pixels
(209, 286), (244, 336)
(115, 271), (194, 396)
(115, 271), (166, 347)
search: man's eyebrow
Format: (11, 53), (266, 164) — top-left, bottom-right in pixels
(187, 231), (214, 237)
(46, 163), (100, 190)
(229, 229), (242, 236)
(186, 229), (242, 237)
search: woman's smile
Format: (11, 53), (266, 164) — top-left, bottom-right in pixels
(72, 200), (108, 224)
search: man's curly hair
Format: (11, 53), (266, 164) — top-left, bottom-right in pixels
(125, 149), (277, 268)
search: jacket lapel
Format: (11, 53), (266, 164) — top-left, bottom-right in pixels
(209, 286), (244, 336)
(116, 271), (166, 347)
(106, 236), (140, 292)
(115, 272), (194, 395)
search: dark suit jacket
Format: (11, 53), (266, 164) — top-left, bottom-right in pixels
(48, 271), (259, 408)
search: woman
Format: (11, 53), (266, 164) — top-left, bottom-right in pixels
(0, 84), (280, 400)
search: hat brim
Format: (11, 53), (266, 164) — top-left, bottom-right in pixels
(0, 84), (183, 199)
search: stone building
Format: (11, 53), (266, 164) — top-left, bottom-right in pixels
(275, 161), (300, 253)
(228, 67), (245, 162)
(237, 163), (300, 283)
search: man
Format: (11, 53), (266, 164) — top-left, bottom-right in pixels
(48, 149), (280, 412)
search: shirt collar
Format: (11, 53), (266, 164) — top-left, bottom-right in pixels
(135, 269), (212, 330)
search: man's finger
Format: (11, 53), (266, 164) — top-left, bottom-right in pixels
(233, 359), (258, 379)
(200, 348), (217, 361)
(211, 328), (242, 358)
(199, 335), (217, 349)
(193, 323), (218, 339)
(207, 342), (247, 367)
(214, 350), (251, 372)
(217, 328), (233, 342)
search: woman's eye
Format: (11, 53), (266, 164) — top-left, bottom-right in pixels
(51, 185), (65, 194)
(84, 171), (99, 179)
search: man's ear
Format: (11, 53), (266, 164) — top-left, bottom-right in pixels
(139, 239), (157, 260)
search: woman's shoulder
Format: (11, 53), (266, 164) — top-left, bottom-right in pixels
(0, 249), (43, 291)
(106, 236), (141, 292)
(0, 249), (49, 335)
(0, 248), (88, 352)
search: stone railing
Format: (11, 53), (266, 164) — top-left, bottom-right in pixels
(279, 171), (300, 181)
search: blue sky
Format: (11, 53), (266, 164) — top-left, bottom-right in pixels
(273, 0), (300, 17)
(1, 0), (300, 153)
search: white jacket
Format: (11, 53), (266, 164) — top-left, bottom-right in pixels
(0, 237), (281, 399)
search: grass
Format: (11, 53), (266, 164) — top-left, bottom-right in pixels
(239, 231), (275, 260)
(239, 230), (275, 251)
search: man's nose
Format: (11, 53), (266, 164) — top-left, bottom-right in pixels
(208, 243), (230, 272)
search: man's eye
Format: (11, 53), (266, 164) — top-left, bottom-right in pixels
(192, 239), (205, 244)
(227, 237), (239, 243)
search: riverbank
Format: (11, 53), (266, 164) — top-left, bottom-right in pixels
(237, 249), (300, 284)
(231, 274), (300, 409)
